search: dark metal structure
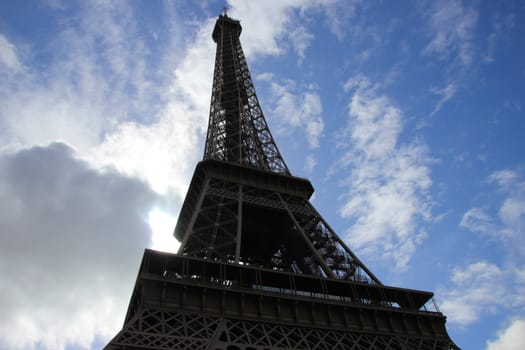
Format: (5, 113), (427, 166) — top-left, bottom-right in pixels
(105, 13), (459, 350)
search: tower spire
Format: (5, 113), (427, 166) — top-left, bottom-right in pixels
(205, 14), (290, 175)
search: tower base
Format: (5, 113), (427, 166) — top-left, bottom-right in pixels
(105, 250), (459, 350)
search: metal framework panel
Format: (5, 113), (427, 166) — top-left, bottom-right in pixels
(107, 310), (457, 350)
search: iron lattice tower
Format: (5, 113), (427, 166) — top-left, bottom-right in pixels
(105, 13), (459, 350)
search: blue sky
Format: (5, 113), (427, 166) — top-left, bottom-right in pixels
(0, 1), (524, 349)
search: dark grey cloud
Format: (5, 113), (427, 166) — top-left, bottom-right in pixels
(0, 143), (161, 349)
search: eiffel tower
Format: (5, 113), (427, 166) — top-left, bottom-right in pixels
(105, 12), (459, 350)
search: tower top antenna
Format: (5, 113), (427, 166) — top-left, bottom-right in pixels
(222, 6), (229, 17)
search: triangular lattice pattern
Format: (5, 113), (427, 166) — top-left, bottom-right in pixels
(106, 308), (457, 350)
(106, 308), (221, 349)
(204, 15), (289, 175)
(178, 168), (380, 283)
(217, 318), (456, 350)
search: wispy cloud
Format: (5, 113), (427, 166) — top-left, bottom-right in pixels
(484, 12), (516, 63)
(422, 0), (478, 66)
(430, 81), (458, 115)
(337, 75), (433, 270)
(440, 260), (525, 328)
(489, 169), (522, 191)
(487, 170), (525, 251)
(0, 33), (23, 73)
(88, 17), (216, 196)
(460, 207), (497, 235)
(1, 2), (163, 151)
(228, 0), (317, 58)
(270, 79), (324, 149)
(229, 0), (361, 61)
(321, 0), (365, 41)
(289, 25), (314, 63)
(304, 154), (318, 173)
(461, 169), (525, 246)
(440, 261), (507, 326)
(444, 169), (525, 326)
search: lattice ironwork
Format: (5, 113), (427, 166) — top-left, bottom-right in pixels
(177, 164), (380, 284)
(216, 318), (457, 350)
(204, 14), (289, 175)
(105, 12), (459, 350)
(107, 308), (458, 350)
(106, 308), (221, 349)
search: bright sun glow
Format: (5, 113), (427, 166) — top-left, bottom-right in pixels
(148, 209), (180, 253)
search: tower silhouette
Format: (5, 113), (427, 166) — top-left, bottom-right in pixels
(105, 13), (459, 350)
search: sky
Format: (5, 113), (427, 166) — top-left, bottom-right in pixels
(0, 0), (524, 349)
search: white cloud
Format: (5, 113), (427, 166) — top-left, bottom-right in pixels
(227, 0), (301, 57)
(499, 196), (525, 237)
(440, 261), (506, 326)
(448, 170), (525, 327)
(490, 170), (525, 253)
(484, 13), (516, 63)
(487, 319), (525, 350)
(460, 207), (496, 235)
(489, 169), (521, 190)
(87, 115), (201, 196)
(0, 34), (22, 72)
(431, 82), (458, 115)
(422, 0), (478, 66)
(304, 154), (318, 172)
(87, 17), (216, 196)
(0, 2), (156, 151)
(256, 72), (275, 81)
(345, 93), (401, 158)
(0, 2), (213, 196)
(461, 169), (525, 250)
(338, 75), (432, 270)
(440, 261), (525, 327)
(0, 143), (161, 349)
(321, 0), (365, 40)
(227, 0), (341, 59)
(289, 25), (314, 62)
(271, 80), (324, 149)
(343, 73), (373, 92)
(1, 84), (109, 152)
